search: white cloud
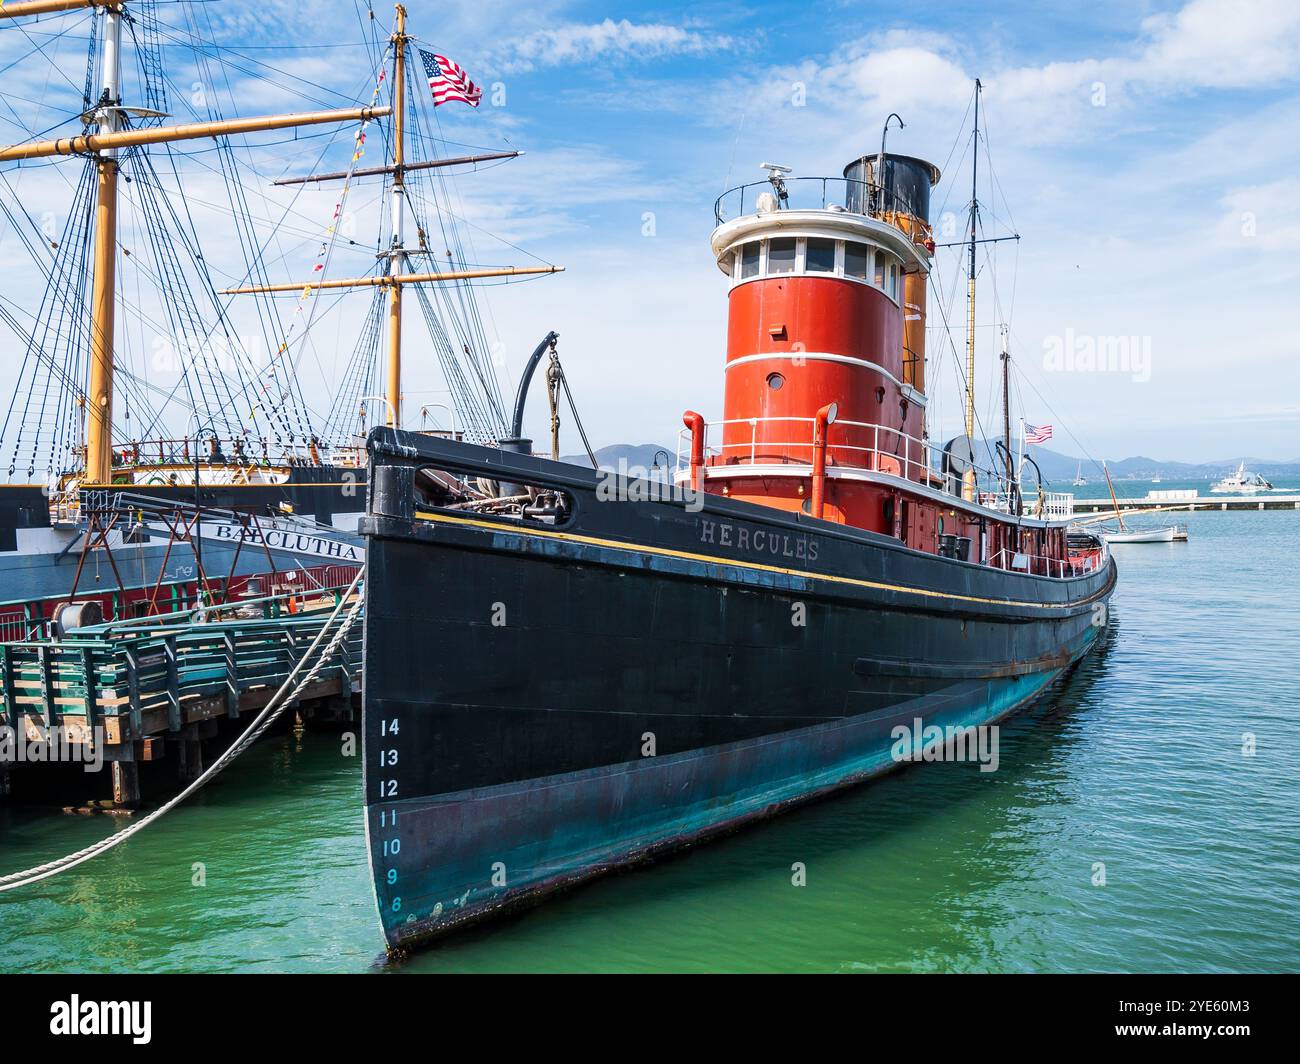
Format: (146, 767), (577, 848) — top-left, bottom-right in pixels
(488, 19), (736, 74)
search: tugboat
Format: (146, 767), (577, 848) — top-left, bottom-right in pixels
(359, 83), (1117, 951)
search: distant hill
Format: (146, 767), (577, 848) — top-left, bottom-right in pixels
(559, 443), (677, 474)
(958, 441), (1300, 484)
(554, 442), (1300, 485)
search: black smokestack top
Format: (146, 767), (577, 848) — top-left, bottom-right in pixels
(842, 154), (941, 220)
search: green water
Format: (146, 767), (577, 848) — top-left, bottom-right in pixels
(2, 511), (1298, 973)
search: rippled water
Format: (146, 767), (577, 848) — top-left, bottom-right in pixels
(2, 511), (1297, 972)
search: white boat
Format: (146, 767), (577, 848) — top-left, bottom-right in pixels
(1072, 462), (1088, 487)
(1102, 525), (1178, 543)
(1211, 462), (1272, 493)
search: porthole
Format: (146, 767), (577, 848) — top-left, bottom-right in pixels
(767, 372), (786, 390)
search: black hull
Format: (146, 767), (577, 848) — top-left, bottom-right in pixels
(360, 431), (1115, 950)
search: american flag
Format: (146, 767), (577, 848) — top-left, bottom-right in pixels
(1025, 423), (1054, 444)
(420, 49), (482, 108)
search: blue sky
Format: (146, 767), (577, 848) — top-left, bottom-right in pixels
(2, 0), (1298, 466)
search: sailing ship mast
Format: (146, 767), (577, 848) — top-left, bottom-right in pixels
(0, 0), (391, 485)
(219, 3), (563, 433)
(962, 79), (982, 502)
(2, 0), (553, 479)
(387, 4), (408, 428)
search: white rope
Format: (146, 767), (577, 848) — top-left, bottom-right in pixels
(0, 566), (365, 892)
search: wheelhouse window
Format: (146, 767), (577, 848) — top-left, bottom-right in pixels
(805, 237), (836, 273)
(726, 235), (902, 295)
(844, 242), (870, 280)
(767, 237), (796, 274)
(874, 253), (899, 300)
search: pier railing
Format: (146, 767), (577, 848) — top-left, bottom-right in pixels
(0, 596), (362, 745)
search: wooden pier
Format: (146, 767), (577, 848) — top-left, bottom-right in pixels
(1072, 493), (1300, 514)
(0, 587), (360, 808)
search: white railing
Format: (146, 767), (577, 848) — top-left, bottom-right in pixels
(988, 546), (1105, 578)
(676, 415), (1047, 513)
(980, 490), (1075, 521)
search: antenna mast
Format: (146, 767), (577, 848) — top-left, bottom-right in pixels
(962, 78), (982, 502)
(999, 325), (1016, 513)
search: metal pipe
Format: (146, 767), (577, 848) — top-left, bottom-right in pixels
(810, 403), (837, 519)
(683, 411), (706, 492)
(508, 331), (559, 440)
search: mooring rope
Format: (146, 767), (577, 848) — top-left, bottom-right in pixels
(0, 566), (366, 892)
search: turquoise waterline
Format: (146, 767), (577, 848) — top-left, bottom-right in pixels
(1, 511), (1297, 972)
(376, 641), (1093, 942)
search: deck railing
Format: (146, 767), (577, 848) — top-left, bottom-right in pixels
(678, 416), (990, 491)
(676, 415), (1076, 520)
(0, 563), (361, 644)
(713, 176), (929, 229)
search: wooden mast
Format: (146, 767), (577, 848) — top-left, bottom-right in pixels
(85, 2), (123, 486)
(0, 0), (114, 18)
(272, 150), (521, 186)
(962, 79), (982, 503)
(1103, 461), (1126, 532)
(0, 106), (392, 162)
(220, 265), (563, 294)
(386, 4), (408, 428)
